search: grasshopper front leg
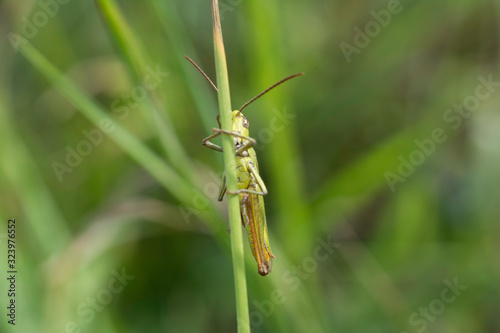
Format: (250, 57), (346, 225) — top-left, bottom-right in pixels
(201, 129), (223, 153)
(218, 171), (227, 202)
(214, 128), (257, 156)
(203, 128), (257, 156)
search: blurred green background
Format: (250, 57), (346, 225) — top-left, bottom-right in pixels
(1, 0), (499, 332)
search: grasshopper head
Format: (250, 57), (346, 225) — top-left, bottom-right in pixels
(232, 110), (250, 137)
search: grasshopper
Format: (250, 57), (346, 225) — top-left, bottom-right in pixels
(185, 56), (302, 276)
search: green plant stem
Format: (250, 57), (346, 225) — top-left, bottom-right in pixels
(211, 1), (250, 332)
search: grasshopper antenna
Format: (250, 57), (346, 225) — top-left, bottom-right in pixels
(184, 56), (218, 92)
(239, 72), (303, 112)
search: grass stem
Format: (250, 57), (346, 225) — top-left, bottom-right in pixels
(211, 1), (250, 332)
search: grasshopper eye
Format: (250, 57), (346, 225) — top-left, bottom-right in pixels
(242, 117), (249, 128)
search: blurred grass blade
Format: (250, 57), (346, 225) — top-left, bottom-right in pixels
(0, 95), (70, 256)
(245, 0), (313, 260)
(243, 3), (327, 331)
(17, 40), (228, 241)
(313, 71), (477, 216)
(150, 0), (218, 132)
(94, 0), (147, 75)
(94, 0), (196, 182)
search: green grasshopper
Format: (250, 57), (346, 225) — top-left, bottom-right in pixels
(185, 56), (302, 276)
